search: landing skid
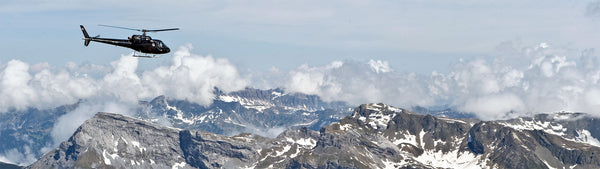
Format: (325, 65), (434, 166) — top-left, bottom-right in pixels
(132, 52), (160, 58)
(133, 54), (159, 58)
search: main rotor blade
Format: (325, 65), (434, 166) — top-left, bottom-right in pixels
(98, 24), (141, 32)
(145, 28), (180, 32)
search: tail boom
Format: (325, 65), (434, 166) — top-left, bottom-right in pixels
(80, 25), (91, 46)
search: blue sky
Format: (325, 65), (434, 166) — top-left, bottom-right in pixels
(3, 0), (600, 73)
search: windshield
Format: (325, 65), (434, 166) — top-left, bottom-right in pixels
(155, 41), (164, 48)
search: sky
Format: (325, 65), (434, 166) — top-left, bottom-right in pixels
(5, 0), (600, 165)
(2, 0), (599, 73)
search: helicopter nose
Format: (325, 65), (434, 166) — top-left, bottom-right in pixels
(165, 47), (170, 53)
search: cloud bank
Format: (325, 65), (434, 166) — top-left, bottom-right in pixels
(0, 45), (247, 112)
(282, 42), (600, 120)
(3, 42), (599, 121)
(2, 42), (600, 120)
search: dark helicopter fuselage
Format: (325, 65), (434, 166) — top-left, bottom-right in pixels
(88, 35), (170, 54)
(80, 25), (172, 55)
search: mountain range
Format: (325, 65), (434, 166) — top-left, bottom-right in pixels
(3, 88), (600, 168)
(0, 88), (352, 166)
(28, 103), (600, 168)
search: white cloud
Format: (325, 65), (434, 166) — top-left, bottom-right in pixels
(283, 60), (434, 107)
(368, 60), (391, 74)
(0, 146), (37, 166)
(3, 41), (600, 123)
(460, 93), (525, 120)
(281, 42), (600, 119)
(50, 101), (136, 146)
(141, 45), (247, 105)
(0, 44), (247, 112)
(0, 60), (96, 111)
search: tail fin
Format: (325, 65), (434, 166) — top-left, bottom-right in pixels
(80, 25), (91, 46)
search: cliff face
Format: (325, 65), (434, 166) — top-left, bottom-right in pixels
(28, 103), (600, 169)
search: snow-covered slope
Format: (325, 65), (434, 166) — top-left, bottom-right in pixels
(498, 112), (600, 147)
(137, 88), (351, 136)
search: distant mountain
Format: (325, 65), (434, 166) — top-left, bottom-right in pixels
(0, 104), (78, 165)
(137, 88), (351, 135)
(410, 105), (477, 119)
(28, 103), (600, 169)
(0, 161), (22, 169)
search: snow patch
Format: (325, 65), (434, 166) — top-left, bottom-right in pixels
(414, 149), (483, 169)
(340, 123), (353, 131)
(102, 150), (112, 165)
(172, 161), (187, 169)
(130, 140), (146, 153)
(286, 137), (317, 148)
(219, 95), (237, 102)
(499, 118), (566, 136)
(392, 131), (418, 146)
(541, 160), (557, 169)
(275, 145), (292, 156)
(366, 110), (396, 130)
(218, 95), (274, 112)
(574, 129), (600, 147)
(382, 159), (407, 169)
(224, 116), (247, 127)
(438, 117), (467, 124)
(102, 149), (120, 166)
(166, 103), (195, 124)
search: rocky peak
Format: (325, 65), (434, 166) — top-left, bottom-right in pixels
(349, 103), (405, 131)
(29, 112), (189, 169)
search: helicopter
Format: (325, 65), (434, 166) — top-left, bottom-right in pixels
(80, 25), (179, 58)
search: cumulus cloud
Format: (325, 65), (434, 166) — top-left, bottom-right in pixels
(0, 60), (97, 111)
(281, 42), (600, 119)
(283, 60), (434, 107)
(0, 44), (247, 112)
(460, 93), (525, 120)
(141, 45), (247, 105)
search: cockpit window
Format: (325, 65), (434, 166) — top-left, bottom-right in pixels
(156, 41), (164, 47)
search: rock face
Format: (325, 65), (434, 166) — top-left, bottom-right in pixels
(29, 112), (267, 169)
(28, 103), (600, 169)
